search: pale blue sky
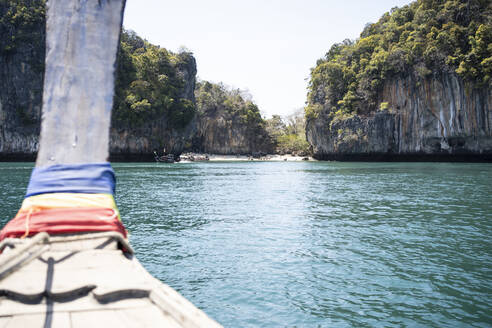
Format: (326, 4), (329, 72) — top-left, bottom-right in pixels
(123, 0), (414, 117)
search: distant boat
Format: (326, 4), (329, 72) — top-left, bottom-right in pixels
(179, 153), (210, 162)
(153, 151), (176, 163)
(0, 1), (221, 327)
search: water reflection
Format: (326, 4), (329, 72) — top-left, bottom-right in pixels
(0, 163), (33, 223)
(0, 162), (491, 327)
(293, 162), (492, 327)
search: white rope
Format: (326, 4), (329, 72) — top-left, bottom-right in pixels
(0, 231), (133, 282)
(0, 232), (50, 280)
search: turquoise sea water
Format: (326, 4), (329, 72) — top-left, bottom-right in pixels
(1, 162), (491, 327)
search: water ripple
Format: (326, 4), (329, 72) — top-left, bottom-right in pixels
(1, 162), (491, 327)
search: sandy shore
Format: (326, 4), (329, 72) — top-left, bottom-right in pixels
(180, 153), (315, 162)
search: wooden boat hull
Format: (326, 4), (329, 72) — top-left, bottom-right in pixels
(0, 232), (221, 328)
(0, 1), (221, 326)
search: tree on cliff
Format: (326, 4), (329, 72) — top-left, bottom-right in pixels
(1, 1), (279, 157)
(194, 81), (274, 153)
(305, 0), (492, 121)
(195, 81), (265, 130)
(265, 110), (310, 155)
(0, 1), (197, 132)
(0, 0), (45, 56)
(113, 29), (196, 129)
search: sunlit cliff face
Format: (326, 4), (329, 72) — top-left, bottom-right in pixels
(306, 74), (492, 160)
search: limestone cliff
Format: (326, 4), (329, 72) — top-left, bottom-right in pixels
(0, 2), (198, 161)
(305, 0), (492, 161)
(0, 1), (44, 160)
(307, 74), (492, 160)
(194, 110), (273, 155)
(109, 53), (198, 160)
(0, 2), (272, 160)
(193, 81), (274, 155)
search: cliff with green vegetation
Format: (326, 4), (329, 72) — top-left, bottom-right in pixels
(110, 30), (197, 159)
(306, 0), (492, 160)
(0, 0), (197, 160)
(193, 81), (274, 154)
(0, 1), (275, 160)
(0, 0), (45, 160)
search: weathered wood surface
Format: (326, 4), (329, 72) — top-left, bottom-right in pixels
(4, 0), (223, 325)
(0, 233), (222, 327)
(36, 0), (125, 167)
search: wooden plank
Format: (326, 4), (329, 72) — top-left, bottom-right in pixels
(0, 300), (47, 317)
(49, 312), (71, 328)
(70, 310), (131, 328)
(4, 313), (44, 327)
(36, 0), (125, 166)
(0, 249), (145, 294)
(2, 312), (69, 328)
(0, 269), (47, 294)
(50, 268), (150, 294)
(44, 250), (129, 271)
(0, 297), (151, 316)
(119, 306), (182, 328)
(49, 240), (118, 252)
(0, 317), (12, 328)
(0, 244), (221, 327)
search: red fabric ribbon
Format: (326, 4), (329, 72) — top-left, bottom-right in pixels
(0, 207), (127, 240)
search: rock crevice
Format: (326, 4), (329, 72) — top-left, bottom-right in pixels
(306, 74), (492, 160)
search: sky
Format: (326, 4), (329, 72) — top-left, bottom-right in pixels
(123, 0), (414, 118)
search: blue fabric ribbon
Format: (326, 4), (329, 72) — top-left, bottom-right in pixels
(26, 163), (116, 197)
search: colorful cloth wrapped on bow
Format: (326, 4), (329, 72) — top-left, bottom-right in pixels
(0, 163), (127, 240)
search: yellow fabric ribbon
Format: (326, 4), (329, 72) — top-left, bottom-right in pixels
(18, 193), (121, 220)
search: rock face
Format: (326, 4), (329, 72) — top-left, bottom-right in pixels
(0, 2), (275, 160)
(109, 56), (198, 160)
(0, 1), (44, 160)
(194, 111), (273, 155)
(193, 81), (274, 155)
(0, 3), (198, 162)
(0, 48), (197, 161)
(306, 74), (492, 160)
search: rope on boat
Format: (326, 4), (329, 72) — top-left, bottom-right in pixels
(0, 231), (133, 282)
(0, 232), (49, 280)
(48, 231), (134, 254)
(20, 208), (34, 239)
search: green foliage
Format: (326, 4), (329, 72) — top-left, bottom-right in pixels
(0, 2), (196, 130)
(276, 134), (310, 154)
(456, 23), (492, 83)
(265, 115), (286, 140)
(195, 81), (275, 152)
(304, 103), (323, 120)
(266, 110), (311, 155)
(0, 3), (206, 135)
(0, 0), (45, 55)
(195, 81), (265, 129)
(379, 101), (389, 110)
(307, 0), (492, 120)
(112, 29), (196, 129)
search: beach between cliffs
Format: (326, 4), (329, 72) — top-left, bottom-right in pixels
(179, 153), (315, 162)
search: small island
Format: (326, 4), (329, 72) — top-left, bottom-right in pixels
(0, 0), (490, 161)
